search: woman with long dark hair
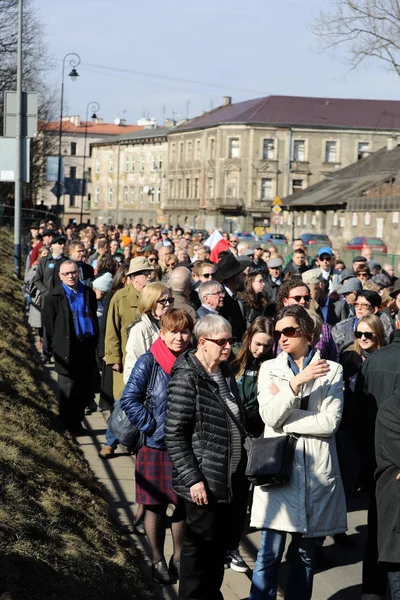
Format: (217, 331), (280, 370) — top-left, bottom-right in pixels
(238, 270), (269, 327)
(232, 316), (274, 437)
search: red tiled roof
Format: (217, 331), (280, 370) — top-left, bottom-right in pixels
(174, 95), (400, 132)
(41, 121), (144, 135)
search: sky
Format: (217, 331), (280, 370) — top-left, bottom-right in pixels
(34, 0), (400, 125)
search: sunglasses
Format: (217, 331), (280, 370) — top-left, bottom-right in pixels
(158, 297), (175, 306)
(354, 302), (371, 309)
(319, 255), (331, 261)
(203, 337), (235, 347)
(148, 257), (157, 263)
(202, 272), (214, 279)
(355, 331), (375, 340)
(60, 270), (78, 277)
(288, 295), (311, 303)
(273, 327), (300, 340)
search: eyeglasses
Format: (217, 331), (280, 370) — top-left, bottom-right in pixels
(203, 337), (235, 346)
(202, 272), (214, 279)
(319, 255), (331, 262)
(158, 297), (175, 306)
(166, 263), (176, 268)
(288, 294), (311, 303)
(205, 291), (225, 297)
(60, 270), (78, 277)
(355, 331), (375, 340)
(354, 302), (372, 309)
(230, 240), (238, 244)
(357, 273), (369, 279)
(273, 327), (301, 340)
(148, 257), (157, 263)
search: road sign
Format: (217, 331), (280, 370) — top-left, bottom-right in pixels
(272, 195), (282, 206)
(4, 91), (38, 138)
(51, 182), (66, 197)
(271, 204), (282, 214)
(272, 215), (283, 225)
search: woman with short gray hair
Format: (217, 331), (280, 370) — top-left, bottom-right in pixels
(165, 314), (249, 598)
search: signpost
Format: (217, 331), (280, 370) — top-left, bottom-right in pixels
(271, 196), (283, 231)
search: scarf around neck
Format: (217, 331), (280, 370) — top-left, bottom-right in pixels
(287, 346), (316, 376)
(150, 336), (177, 375)
(63, 281), (95, 340)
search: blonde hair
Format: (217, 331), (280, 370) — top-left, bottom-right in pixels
(350, 314), (385, 355)
(137, 282), (169, 315)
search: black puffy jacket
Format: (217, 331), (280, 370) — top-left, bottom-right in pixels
(165, 350), (245, 504)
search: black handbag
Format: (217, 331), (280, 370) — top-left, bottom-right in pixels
(219, 394), (307, 488)
(108, 358), (157, 453)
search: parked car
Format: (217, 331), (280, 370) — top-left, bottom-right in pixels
(344, 236), (387, 254)
(261, 233), (288, 245)
(236, 232), (259, 241)
(299, 233), (332, 247)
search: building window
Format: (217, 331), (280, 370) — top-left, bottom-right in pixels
(168, 180), (173, 198)
(130, 186), (135, 204)
(123, 186), (128, 204)
(393, 211), (399, 224)
(325, 141), (337, 163)
(131, 156), (135, 171)
(70, 166), (76, 178)
(151, 155), (157, 171)
(186, 178), (191, 198)
(261, 178), (273, 199)
(292, 179), (303, 193)
(156, 186), (161, 204)
(311, 213), (317, 226)
(194, 178), (199, 199)
(178, 179), (182, 198)
(209, 138), (216, 160)
(186, 141), (193, 160)
(71, 142), (77, 156)
(139, 187), (144, 204)
(358, 142), (370, 160)
(207, 178), (214, 198)
(352, 212), (358, 226)
(333, 212), (339, 227)
(158, 155), (163, 170)
(95, 157), (100, 173)
(196, 140), (201, 160)
(364, 211), (371, 226)
(108, 188), (113, 205)
(179, 142), (184, 162)
(87, 193), (91, 208)
(303, 213), (307, 225)
(150, 187), (155, 204)
(229, 138), (240, 159)
(140, 154), (145, 171)
(95, 188), (99, 204)
(297, 215), (301, 226)
(262, 139), (275, 160)
(293, 140), (305, 161)
(108, 156), (113, 173)
(124, 155), (129, 172)
(69, 195), (76, 207)
(170, 143), (176, 163)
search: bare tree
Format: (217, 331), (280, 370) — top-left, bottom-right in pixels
(310, 0), (400, 76)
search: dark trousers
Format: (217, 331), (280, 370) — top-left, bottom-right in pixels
(58, 368), (95, 432)
(362, 491), (387, 596)
(42, 325), (53, 360)
(179, 469), (249, 600)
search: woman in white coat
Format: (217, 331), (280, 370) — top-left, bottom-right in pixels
(250, 305), (346, 600)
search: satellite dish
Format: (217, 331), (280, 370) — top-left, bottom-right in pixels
(143, 186), (150, 194)
(114, 118), (121, 125)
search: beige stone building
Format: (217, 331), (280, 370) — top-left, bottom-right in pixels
(165, 95), (400, 232)
(90, 127), (171, 226)
(38, 117), (143, 224)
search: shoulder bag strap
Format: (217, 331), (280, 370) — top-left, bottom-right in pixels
(216, 392), (250, 440)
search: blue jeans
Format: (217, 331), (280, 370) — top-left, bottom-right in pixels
(388, 571), (399, 599)
(104, 402), (119, 449)
(250, 529), (317, 600)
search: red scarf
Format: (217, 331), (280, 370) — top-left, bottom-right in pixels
(150, 336), (177, 375)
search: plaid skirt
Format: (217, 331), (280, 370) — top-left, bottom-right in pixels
(135, 446), (178, 506)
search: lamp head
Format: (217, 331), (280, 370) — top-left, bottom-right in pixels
(68, 68), (79, 81)
(91, 112), (97, 120)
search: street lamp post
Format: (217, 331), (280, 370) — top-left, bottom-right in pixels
(80, 101), (100, 224)
(56, 52), (81, 208)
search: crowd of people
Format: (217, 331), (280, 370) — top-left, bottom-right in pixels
(22, 218), (400, 600)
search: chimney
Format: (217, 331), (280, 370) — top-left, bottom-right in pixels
(222, 96), (232, 106)
(387, 136), (397, 151)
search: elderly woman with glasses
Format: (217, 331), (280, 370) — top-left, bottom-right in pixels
(250, 305), (346, 600)
(121, 309), (194, 585)
(165, 314), (249, 599)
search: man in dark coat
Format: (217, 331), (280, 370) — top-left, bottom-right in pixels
(42, 259), (99, 434)
(214, 251), (248, 342)
(354, 316), (400, 598)
(68, 240), (94, 284)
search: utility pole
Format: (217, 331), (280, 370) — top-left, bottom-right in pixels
(14, 0), (23, 278)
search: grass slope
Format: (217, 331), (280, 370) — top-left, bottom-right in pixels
(0, 229), (152, 600)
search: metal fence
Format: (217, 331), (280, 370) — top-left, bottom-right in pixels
(0, 204), (59, 231)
